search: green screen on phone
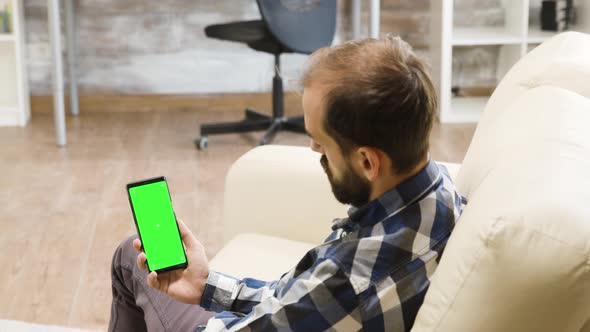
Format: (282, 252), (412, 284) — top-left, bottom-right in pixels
(128, 180), (186, 272)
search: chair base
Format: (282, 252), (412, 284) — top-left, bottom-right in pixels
(195, 108), (306, 150)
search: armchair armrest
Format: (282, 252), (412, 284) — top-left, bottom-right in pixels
(222, 145), (348, 245)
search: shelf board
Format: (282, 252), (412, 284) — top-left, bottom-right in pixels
(0, 34), (15, 42)
(453, 27), (522, 46)
(442, 96), (488, 123)
(527, 28), (558, 44)
(526, 25), (589, 44)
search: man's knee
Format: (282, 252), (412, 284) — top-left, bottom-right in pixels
(110, 235), (142, 310)
(112, 234), (139, 271)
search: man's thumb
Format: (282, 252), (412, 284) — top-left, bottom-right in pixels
(176, 218), (198, 248)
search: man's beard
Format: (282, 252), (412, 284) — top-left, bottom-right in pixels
(320, 155), (372, 207)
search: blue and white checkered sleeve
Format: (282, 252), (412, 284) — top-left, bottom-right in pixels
(197, 258), (361, 331)
(200, 271), (279, 314)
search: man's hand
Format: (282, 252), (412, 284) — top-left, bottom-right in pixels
(134, 219), (209, 305)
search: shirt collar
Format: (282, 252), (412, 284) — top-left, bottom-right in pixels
(331, 160), (442, 233)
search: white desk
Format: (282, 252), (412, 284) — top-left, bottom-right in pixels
(48, 0), (380, 146)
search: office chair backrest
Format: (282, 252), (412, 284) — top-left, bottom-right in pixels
(256, 0), (337, 54)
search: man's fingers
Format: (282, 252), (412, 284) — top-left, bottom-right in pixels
(133, 239), (142, 252)
(176, 219), (198, 249)
(147, 271), (160, 290)
(137, 252), (147, 271)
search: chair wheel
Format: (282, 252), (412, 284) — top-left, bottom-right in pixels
(195, 137), (209, 150)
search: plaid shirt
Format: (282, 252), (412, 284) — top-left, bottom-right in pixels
(197, 160), (466, 331)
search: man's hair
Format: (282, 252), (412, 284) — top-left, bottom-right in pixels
(302, 35), (437, 174)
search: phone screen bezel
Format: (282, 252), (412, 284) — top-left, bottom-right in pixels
(126, 176), (188, 274)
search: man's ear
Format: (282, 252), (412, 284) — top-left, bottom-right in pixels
(354, 147), (382, 181)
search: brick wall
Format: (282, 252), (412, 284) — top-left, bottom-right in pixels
(23, 0), (503, 95)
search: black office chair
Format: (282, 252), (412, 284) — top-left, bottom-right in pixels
(195, 0), (337, 150)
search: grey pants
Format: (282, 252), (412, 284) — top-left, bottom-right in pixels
(108, 236), (216, 332)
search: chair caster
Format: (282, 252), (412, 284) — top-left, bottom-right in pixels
(195, 137), (209, 150)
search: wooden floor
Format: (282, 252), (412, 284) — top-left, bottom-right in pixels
(0, 105), (476, 330)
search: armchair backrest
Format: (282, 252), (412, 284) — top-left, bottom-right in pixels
(412, 32), (590, 332)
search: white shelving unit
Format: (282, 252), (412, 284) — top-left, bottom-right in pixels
(0, 33), (14, 42)
(431, 0), (590, 123)
(0, 0), (29, 127)
(452, 27), (523, 46)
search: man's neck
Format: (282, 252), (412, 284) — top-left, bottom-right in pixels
(368, 157), (430, 202)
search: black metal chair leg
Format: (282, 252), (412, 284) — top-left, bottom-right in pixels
(197, 118), (273, 150)
(245, 108), (270, 121)
(196, 55), (309, 149)
(283, 116), (306, 133)
(259, 120), (282, 145)
(201, 118), (272, 136)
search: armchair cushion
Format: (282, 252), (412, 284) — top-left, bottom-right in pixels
(209, 233), (314, 281)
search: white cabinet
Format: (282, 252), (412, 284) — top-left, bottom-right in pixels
(431, 0), (590, 123)
(0, 0), (29, 127)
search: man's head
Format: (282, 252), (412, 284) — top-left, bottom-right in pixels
(302, 36), (437, 207)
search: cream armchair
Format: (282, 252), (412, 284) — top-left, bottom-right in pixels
(209, 32), (590, 331)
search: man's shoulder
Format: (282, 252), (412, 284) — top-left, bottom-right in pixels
(433, 161), (466, 202)
(313, 233), (447, 301)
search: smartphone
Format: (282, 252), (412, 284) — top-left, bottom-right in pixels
(126, 176), (188, 273)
